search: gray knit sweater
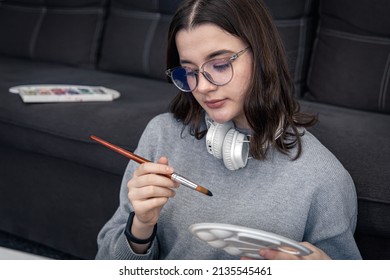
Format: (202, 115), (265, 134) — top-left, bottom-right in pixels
(95, 113), (362, 260)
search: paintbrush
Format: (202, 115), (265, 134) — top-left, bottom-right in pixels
(90, 135), (213, 197)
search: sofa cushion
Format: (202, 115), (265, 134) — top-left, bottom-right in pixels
(99, 0), (319, 88)
(0, 0), (107, 67)
(264, 0), (319, 97)
(306, 0), (390, 113)
(0, 55), (177, 176)
(98, 0), (181, 80)
(299, 100), (390, 240)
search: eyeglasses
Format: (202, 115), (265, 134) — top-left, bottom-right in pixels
(166, 47), (250, 92)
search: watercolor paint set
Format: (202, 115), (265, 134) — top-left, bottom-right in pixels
(9, 84), (120, 103)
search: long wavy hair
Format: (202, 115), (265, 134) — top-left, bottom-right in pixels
(167, 0), (317, 160)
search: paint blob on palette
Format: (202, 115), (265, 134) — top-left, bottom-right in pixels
(9, 84), (120, 103)
(189, 223), (312, 259)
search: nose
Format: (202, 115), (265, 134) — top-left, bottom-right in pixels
(196, 72), (217, 94)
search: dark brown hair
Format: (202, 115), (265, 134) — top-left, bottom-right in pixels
(167, 0), (317, 160)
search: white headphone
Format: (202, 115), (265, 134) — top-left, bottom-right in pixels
(205, 115), (250, 171)
(205, 115), (283, 171)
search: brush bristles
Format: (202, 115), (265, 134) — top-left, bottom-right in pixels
(196, 185), (213, 196)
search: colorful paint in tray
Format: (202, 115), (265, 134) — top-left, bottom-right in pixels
(21, 87), (106, 96)
(9, 84), (121, 103)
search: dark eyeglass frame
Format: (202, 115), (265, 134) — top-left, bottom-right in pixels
(166, 47), (250, 92)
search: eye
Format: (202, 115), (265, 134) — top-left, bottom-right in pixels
(185, 68), (197, 77)
(211, 61), (231, 72)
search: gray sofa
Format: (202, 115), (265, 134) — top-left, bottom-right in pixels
(0, 0), (389, 259)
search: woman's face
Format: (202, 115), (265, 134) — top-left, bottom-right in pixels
(176, 23), (253, 129)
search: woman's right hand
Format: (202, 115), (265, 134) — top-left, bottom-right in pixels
(126, 156), (179, 252)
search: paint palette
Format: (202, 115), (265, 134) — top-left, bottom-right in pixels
(9, 84), (120, 103)
(189, 223), (312, 259)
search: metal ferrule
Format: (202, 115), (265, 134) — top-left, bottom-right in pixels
(171, 173), (197, 190)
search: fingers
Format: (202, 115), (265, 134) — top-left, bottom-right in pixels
(298, 242), (331, 260)
(127, 156), (179, 225)
(259, 248), (300, 260)
(258, 242), (331, 260)
(133, 158), (174, 179)
(157, 156), (169, 165)
(129, 170), (178, 203)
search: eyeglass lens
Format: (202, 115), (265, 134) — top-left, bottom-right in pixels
(171, 58), (233, 92)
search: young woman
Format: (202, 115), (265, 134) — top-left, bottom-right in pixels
(96, 0), (361, 260)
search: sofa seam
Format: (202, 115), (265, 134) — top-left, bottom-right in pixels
(2, 142), (121, 178)
(295, 0), (315, 87)
(293, 0), (313, 88)
(379, 53), (390, 112)
(43, 8), (105, 15)
(358, 196), (390, 206)
(0, 4), (41, 13)
(143, 14), (161, 76)
(29, 7), (47, 59)
(321, 28), (390, 45)
(275, 18), (301, 27)
(29, 7), (46, 60)
(295, 18), (307, 87)
(89, 9), (106, 66)
(306, 22), (321, 97)
(0, 4), (104, 14)
(0, 120), (126, 176)
(0, 118), (95, 145)
(109, 8), (162, 19)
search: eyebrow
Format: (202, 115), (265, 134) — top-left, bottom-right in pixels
(180, 49), (234, 65)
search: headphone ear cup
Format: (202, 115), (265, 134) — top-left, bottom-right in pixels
(222, 129), (249, 171)
(206, 121), (234, 159)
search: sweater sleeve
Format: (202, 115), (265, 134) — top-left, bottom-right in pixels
(95, 116), (164, 260)
(304, 167), (362, 259)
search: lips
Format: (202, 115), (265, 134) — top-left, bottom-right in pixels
(204, 99), (227, 109)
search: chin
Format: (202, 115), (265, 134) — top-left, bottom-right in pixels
(205, 112), (232, 124)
